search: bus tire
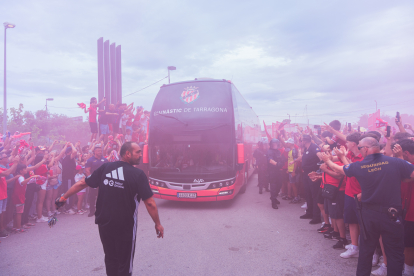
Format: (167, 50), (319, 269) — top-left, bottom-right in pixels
(239, 170), (248, 194)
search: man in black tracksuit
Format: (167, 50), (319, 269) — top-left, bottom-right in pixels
(56, 142), (164, 276)
(267, 139), (287, 209)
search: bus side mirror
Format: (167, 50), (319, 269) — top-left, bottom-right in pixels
(237, 143), (244, 164)
(143, 144), (149, 164)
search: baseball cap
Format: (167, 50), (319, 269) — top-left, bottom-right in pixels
(302, 135), (312, 141)
(65, 147), (72, 154)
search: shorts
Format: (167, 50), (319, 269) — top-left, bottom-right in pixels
(404, 220), (414, 247)
(89, 122), (98, 134)
(326, 191), (345, 219)
(15, 204), (24, 214)
(288, 172), (297, 183)
(112, 123), (119, 133)
(77, 188), (86, 195)
(47, 181), (61, 191)
(344, 194), (360, 224)
(0, 198), (7, 214)
(39, 182), (48, 191)
(317, 187), (325, 205)
(100, 124), (109, 135)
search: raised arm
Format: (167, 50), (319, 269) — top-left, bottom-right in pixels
(323, 123), (347, 142)
(27, 154), (48, 172)
(320, 152), (345, 175)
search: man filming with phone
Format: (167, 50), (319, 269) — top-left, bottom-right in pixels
(55, 141), (164, 276)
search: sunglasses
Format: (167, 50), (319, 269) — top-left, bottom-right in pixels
(358, 146), (369, 150)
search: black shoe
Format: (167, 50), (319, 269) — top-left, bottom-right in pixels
(333, 238), (348, 249)
(317, 224), (332, 233)
(274, 198), (280, 204)
(265, 188), (270, 192)
(272, 201), (278, 209)
(300, 213), (313, 219)
(309, 219), (322, 225)
(88, 211), (95, 217)
(324, 231), (340, 240)
(259, 189), (263, 194)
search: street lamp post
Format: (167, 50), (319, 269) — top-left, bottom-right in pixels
(46, 98), (54, 111)
(167, 66), (176, 84)
(3, 22), (15, 134)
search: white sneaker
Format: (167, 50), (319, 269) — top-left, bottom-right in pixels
(372, 252), (380, 267)
(47, 211), (53, 217)
(379, 256), (384, 265)
(340, 247), (359, 258)
(301, 203), (307, 209)
(36, 217), (48, 223)
(371, 263), (387, 276)
(345, 244), (352, 249)
(65, 209), (76, 215)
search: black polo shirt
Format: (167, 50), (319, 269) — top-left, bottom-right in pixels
(301, 143), (321, 174)
(343, 153), (414, 208)
(85, 155), (108, 174)
(267, 148), (286, 175)
(85, 161), (153, 241)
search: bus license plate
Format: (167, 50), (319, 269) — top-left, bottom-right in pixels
(177, 192), (197, 199)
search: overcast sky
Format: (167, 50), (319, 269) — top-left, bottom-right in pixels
(1, 0), (414, 126)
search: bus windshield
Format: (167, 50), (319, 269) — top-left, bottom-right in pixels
(150, 142), (234, 174)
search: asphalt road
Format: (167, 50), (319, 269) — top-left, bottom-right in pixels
(0, 174), (359, 276)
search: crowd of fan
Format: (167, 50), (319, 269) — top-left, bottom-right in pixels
(0, 97), (150, 241)
(253, 117), (414, 276)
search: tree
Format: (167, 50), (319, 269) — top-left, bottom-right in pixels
(5, 104), (90, 146)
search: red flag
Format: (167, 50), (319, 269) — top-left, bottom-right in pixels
(263, 121), (272, 141)
(375, 118), (388, 128)
(77, 103), (86, 109)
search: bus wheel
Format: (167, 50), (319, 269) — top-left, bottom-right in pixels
(239, 171), (248, 194)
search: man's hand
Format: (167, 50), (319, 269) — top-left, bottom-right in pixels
(393, 144), (403, 159)
(320, 152), (330, 162)
(55, 196), (66, 209)
(155, 224), (164, 238)
(320, 163), (329, 172)
(308, 171), (321, 182)
(12, 155), (20, 164)
(357, 193), (362, 201)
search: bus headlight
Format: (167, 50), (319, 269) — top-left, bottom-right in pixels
(218, 190), (234, 195)
(207, 179), (235, 189)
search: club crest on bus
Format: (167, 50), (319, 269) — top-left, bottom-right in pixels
(181, 86), (200, 104)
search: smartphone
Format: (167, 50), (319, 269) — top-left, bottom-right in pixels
(358, 126), (361, 132)
(386, 126), (391, 137)
(317, 128), (322, 135)
(313, 125), (320, 129)
(348, 123), (352, 132)
(396, 112), (400, 123)
(404, 124), (409, 129)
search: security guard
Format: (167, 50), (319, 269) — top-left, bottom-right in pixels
(321, 137), (414, 276)
(55, 142), (164, 276)
(267, 139), (287, 209)
(253, 138), (269, 194)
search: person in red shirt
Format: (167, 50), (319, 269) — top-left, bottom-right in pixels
(12, 164), (39, 233)
(84, 97), (106, 143)
(394, 139), (414, 275)
(334, 132), (363, 259)
(0, 156), (19, 238)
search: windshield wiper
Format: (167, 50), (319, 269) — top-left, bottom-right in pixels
(157, 113), (188, 126)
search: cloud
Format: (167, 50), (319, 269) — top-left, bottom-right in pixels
(1, 0), (413, 125)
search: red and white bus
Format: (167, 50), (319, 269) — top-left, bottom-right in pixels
(143, 79), (260, 201)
